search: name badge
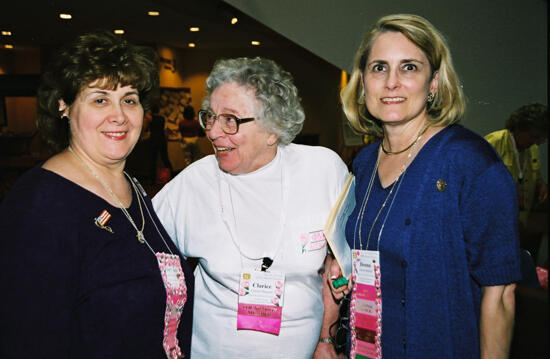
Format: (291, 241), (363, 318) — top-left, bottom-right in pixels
(237, 270), (285, 335)
(351, 250), (382, 359)
(300, 230), (327, 254)
(157, 252), (187, 359)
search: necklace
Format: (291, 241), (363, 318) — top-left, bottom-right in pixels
(381, 124), (429, 155)
(68, 146), (146, 244)
(354, 126), (426, 250)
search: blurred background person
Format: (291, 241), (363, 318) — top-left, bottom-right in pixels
(149, 104), (174, 184)
(178, 104), (202, 165)
(0, 31), (194, 358)
(334, 14), (521, 359)
(485, 104), (548, 262)
(153, 57), (348, 358)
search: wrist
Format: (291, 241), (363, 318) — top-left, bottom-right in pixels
(318, 337), (334, 344)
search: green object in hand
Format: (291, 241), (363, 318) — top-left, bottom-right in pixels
(332, 277), (349, 288)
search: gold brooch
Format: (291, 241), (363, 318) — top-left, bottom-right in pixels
(436, 179), (447, 192)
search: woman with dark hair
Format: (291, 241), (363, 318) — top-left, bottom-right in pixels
(485, 103), (548, 225)
(330, 14), (521, 359)
(0, 31), (193, 358)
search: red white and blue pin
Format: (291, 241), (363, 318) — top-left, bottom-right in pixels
(95, 209), (114, 233)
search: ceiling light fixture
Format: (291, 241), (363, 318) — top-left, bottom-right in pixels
(148, 11), (160, 16)
(59, 13), (72, 20)
(251, 41), (260, 46)
(114, 29), (125, 35)
(231, 17), (238, 25)
(1, 31), (12, 36)
(4, 44), (14, 49)
(188, 43), (196, 48)
(189, 27), (200, 32)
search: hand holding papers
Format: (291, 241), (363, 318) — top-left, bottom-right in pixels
(324, 173), (355, 283)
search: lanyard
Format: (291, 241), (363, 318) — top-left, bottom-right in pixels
(128, 174), (174, 256)
(352, 145), (415, 251)
(217, 148), (288, 270)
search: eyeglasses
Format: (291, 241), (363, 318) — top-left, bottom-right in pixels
(198, 110), (255, 135)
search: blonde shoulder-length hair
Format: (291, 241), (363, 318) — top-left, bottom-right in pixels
(341, 14), (466, 137)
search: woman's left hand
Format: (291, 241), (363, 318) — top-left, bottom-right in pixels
(325, 256), (351, 301)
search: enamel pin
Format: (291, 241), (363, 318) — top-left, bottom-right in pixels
(95, 209), (114, 233)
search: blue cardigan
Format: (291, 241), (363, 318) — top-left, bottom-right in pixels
(346, 125), (522, 358)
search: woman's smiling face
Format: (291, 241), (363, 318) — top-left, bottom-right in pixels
(362, 31), (438, 127)
(206, 82), (278, 174)
(62, 80), (143, 167)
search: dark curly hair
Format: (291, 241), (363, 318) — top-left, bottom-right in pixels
(505, 103), (548, 133)
(37, 31), (159, 153)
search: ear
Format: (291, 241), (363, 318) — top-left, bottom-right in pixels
(58, 99), (69, 117)
(267, 133), (278, 146)
(429, 71), (439, 95)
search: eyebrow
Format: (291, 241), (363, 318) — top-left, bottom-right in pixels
(367, 58), (426, 67)
(85, 89), (139, 97)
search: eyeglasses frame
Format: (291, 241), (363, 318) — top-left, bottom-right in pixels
(198, 109), (255, 135)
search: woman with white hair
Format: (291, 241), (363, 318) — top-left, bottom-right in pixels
(153, 57), (348, 358)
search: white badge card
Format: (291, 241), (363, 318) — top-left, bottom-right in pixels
(237, 270), (285, 335)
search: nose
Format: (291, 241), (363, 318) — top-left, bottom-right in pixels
(207, 117), (225, 140)
(385, 68), (400, 90)
(108, 103), (128, 125)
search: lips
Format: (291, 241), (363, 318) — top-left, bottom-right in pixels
(381, 97), (406, 104)
(102, 131), (128, 140)
(212, 142), (234, 153)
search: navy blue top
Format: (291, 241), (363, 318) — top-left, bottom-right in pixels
(346, 125), (522, 358)
(0, 166), (194, 358)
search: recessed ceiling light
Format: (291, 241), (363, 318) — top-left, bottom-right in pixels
(148, 11), (160, 16)
(231, 17), (238, 25)
(189, 27), (200, 32)
(251, 41), (260, 46)
(1, 31), (12, 36)
(188, 43), (196, 48)
(114, 29), (125, 35)
(59, 13), (72, 20)
(4, 44), (14, 49)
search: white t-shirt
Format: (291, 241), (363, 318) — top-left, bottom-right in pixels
(153, 143), (349, 358)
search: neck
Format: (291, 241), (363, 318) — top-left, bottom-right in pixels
(68, 144), (126, 179)
(383, 117), (429, 153)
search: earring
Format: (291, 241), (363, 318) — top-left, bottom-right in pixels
(62, 115), (70, 123)
(427, 93), (435, 104)
(358, 89), (365, 104)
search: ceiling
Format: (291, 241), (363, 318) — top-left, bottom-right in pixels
(0, 0), (292, 51)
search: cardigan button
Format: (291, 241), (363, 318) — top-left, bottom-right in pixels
(401, 299), (405, 306)
(404, 218), (411, 226)
(401, 260), (408, 268)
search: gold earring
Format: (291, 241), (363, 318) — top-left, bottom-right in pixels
(427, 93), (435, 104)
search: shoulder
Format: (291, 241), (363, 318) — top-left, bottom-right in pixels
(153, 155), (218, 202)
(282, 143), (341, 160)
(352, 142), (379, 175)
(484, 129), (507, 143)
(0, 165), (82, 231)
(281, 143), (347, 173)
(440, 125), (502, 173)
